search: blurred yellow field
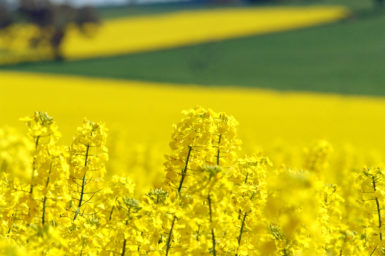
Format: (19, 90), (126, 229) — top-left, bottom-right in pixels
(0, 6), (349, 64)
(63, 6), (349, 59)
(1, 71), (384, 155)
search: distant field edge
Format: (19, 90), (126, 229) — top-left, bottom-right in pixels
(0, 6), (350, 65)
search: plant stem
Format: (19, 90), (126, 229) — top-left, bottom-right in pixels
(42, 196), (47, 225)
(208, 194), (216, 256)
(177, 146), (192, 193)
(73, 144), (90, 221)
(372, 176), (383, 240)
(216, 135), (222, 166)
(109, 205), (114, 221)
(121, 239), (127, 256)
(30, 136), (40, 195)
(42, 162), (53, 225)
(165, 216), (176, 256)
(235, 212), (247, 256)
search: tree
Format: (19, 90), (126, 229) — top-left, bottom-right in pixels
(374, 0), (385, 8)
(0, 0), (100, 61)
(18, 0), (100, 60)
(0, 4), (12, 29)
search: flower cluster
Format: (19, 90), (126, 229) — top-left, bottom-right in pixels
(0, 108), (384, 255)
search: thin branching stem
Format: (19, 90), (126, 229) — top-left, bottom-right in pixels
(371, 176), (383, 241)
(370, 244), (378, 256)
(208, 194), (216, 256)
(177, 146), (192, 193)
(42, 162), (53, 225)
(121, 239), (127, 256)
(35, 136), (40, 149)
(216, 135), (222, 166)
(235, 212), (247, 256)
(73, 144), (90, 221)
(42, 196), (47, 225)
(165, 216), (177, 256)
(167, 145), (192, 255)
(205, 134), (221, 255)
(109, 205), (114, 221)
(30, 136), (40, 195)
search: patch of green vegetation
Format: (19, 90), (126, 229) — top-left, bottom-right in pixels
(98, 4), (188, 19)
(98, 0), (375, 20)
(279, 0), (374, 10)
(3, 9), (385, 96)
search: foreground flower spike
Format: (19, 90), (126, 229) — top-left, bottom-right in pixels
(19, 112), (69, 226)
(164, 107), (216, 194)
(162, 107), (217, 256)
(214, 112), (241, 166)
(21, 112), (60, 195)
(21, 112), (61, 147)
(232, 155), (270, 255)
(161, 107), (243, 256)
(69, 119), (108, 221)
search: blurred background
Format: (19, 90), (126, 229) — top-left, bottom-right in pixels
(1, 0), (385, 187)
(0, 0), (384, 94)
(0, 0), (385, 153)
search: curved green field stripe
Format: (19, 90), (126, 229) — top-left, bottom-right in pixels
(97, 0), (374, 20)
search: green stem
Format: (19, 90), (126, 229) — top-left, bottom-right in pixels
(42, 196), (47, 225)
(166, 145), (192, 254)
(376, 197), (383, 240)
(165, 216), (177, 256)
(208, 195), (216, 256)
(372, 176), (383, 240)
(73, 144), (90, 221)
(30, 136), (40, 195)
(177, 146), (192, 193)
(370, 244), (378, 256)
(42, 162), (53, 225)
(109, 205), (114, 221)
(235, 212), (247, 256)
(216, 135), (222, 166)
(121, 239), (127, 256)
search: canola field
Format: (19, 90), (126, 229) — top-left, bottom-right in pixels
(1, 71), (385, 150)
(0, 6), (349, 64)
(2, 106), (385, 255)
(3, 74), (385, 253)
(2, 4), (385, 256)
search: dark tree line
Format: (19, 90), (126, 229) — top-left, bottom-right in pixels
(375, 0), (385, 7)
(0, 0), (100, 60)
(0, 4), (12, 29)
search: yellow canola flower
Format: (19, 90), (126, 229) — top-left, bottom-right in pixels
(69, 119), (108, 222)
(0, 128), (32, 184)
(2, 108), (385, 255)
(0, 6), (349, 63)
(63, 6), (349, 60)
(1, 71), (385, 158)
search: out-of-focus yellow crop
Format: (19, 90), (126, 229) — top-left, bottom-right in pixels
(0, 6), (349, 64)
(62, 6), (349, 60)
(0, 71), (384, 150)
